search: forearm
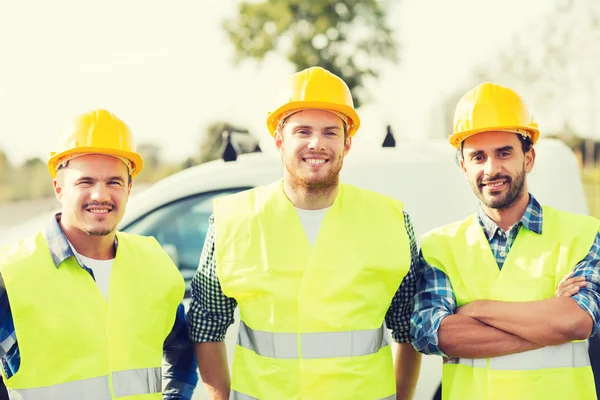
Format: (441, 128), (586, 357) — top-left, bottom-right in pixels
(195, 342), (230, 400)
(394, 342), (421, 400)
(460, 297), (593, 346)
(439, 314), (542, 359)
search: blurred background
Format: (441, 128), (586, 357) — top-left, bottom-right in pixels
(1, 1), (600, 399)
(1, 0), (599, 225)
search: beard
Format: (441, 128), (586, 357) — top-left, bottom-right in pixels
(284, 155), (343, 194)
(85, 226), (115, 236)
(472, 166), (527, 210)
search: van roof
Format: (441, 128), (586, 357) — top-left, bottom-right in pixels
(125, 138), (587, 240)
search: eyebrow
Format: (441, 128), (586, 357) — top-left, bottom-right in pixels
(466, 145), (515, 158)
(293, 125), (343, 131)
(495, 145), (514, 152)
(75, 176), (126, 183)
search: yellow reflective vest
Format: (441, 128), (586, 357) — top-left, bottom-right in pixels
(0, 231), (185, 399)
(421, 206), (599, 400)
(215, 181), (411, 400)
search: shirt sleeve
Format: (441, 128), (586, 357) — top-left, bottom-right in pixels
(570, 231), (600, 337)
(187, 214), (237, 343)
(385, 212), (419, 343)
(410, 252), (456, 356)
(0, 273), (19, 379)
(162, 303), (199, 400)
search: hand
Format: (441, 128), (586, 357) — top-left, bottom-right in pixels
(555, 271), (587, 297)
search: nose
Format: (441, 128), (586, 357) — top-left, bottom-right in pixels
(483, 157), (502, 177)
(307, 134), (325, 151)
(90, 183), (111, 202)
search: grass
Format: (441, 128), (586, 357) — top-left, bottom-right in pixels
(582, 167), (600, 219)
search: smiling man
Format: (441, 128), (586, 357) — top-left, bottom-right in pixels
(0, 109), (198, 399)
(188, 66), (422, 400)
(411, 82), (600, 400)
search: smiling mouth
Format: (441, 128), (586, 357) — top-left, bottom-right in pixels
(84, 204), (115, 214)
(303, 158), (328, 165)
(480, 179), (508, 190)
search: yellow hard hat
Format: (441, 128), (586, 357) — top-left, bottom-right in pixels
(48, 109), (144, 178)
(266, 66), (361, 137)
(449, 82), (539, 149)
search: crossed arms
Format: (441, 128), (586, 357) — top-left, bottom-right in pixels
(411, 259), (600, 360)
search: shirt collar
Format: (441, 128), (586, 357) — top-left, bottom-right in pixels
(43, 213), (118, 268)
(44, 213), (76, 268)
(476, 193), (543, 239)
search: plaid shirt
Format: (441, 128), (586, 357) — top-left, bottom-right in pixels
(0, 215), (198, 399)
(187, 212), (419, 343)
(411, 195), (600, 356)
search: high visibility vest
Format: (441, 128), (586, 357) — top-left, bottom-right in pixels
(215, 181), (411, 400)
(421, 206), (600, 400)
(0, 231), (185, 400)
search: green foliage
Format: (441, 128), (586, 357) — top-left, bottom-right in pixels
(224, 0), (399, 107)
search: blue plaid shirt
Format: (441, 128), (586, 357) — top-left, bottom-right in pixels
(411, 194), (600, 356)
(0, 214), (198, 399)
(187, 212), (419, 343)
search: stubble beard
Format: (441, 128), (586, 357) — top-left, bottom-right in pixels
(474, 166), (527, 210)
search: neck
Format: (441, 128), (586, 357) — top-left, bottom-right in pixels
(59, 220), (116, 260)
(481, 191), (530, 231)
(283, 179), (339, 210)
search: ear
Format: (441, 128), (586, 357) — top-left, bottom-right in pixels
(128, 180), (133, 196)
(53, 179), (63, 201)
(274, 131), (284, 153)
(344, 136), (352, 156)
(524, 147), (536, 173)
(459, 158), (468, 177)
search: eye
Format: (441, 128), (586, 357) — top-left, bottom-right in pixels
(296, 130), (310, 135)
(324, 131), (338, 136)
(472, 155), (485, 162)
(498, 151), (511, 158)
(108, 180), (123, 186)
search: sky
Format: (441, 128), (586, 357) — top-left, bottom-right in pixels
(0, 0), (559, 165)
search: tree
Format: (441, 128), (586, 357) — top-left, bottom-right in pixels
(224, 0), (399, 107)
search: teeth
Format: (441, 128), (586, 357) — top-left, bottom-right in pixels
(88, 209), (110, 213)
(305, 159), (325, 164)
(487, 181), (505, 188)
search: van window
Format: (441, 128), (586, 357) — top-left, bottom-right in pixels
(122, 188), (249, 296)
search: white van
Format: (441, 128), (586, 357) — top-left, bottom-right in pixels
(0, 137), (593, 399)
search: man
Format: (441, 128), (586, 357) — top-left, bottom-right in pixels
(0, 109), (198, 399)
(411, 82), (600, 400)
(187, 66), (422, 400)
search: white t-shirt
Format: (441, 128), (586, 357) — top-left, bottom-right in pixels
(70, 245), (114, 301)
(295, 207), (329, 246)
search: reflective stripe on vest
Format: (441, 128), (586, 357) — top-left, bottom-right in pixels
(445, 342), (590, 370)
(238, 321), (389, 359)
(230, 390), (396, 400)
(8, 367), (161, 400)
(112, 367), (161, 397)
(8, 376), (111, 400)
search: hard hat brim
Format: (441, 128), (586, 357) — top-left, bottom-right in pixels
(267, 101), (361, 137)
(48, 147), (144, 178)
(449, 125), (540, 149)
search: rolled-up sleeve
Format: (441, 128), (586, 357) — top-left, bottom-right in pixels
(410, 252), (456, 356)
(187, 215), (237, 343)
(571, 232), (600, 337)
(386, 212), (419, 343)
(162, 303), (198, 399)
